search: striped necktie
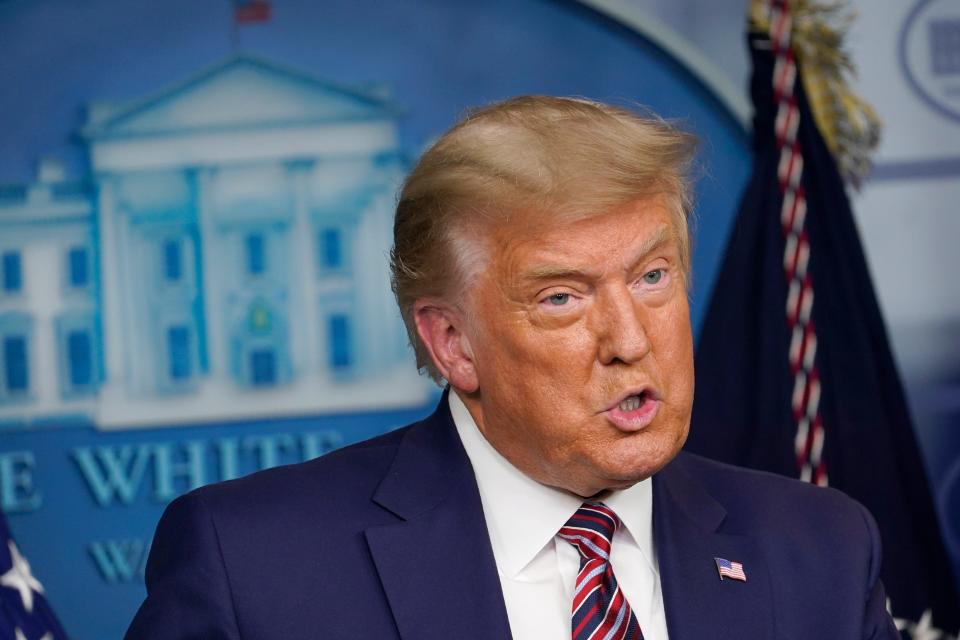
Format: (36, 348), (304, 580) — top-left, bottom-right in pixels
(558, 502), (644, 640)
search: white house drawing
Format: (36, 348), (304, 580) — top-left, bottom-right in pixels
(0, 161), (98, 426)
(0, 55), (430, 429)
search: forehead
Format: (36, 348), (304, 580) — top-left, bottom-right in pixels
(485, 198), (679, 276)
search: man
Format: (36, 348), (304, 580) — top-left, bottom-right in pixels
(126, 96), (898, 639)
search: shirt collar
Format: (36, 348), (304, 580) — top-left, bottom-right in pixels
(603, 478), (656, 574)
(449, 390), (656, 578)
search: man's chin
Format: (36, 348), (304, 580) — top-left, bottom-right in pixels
(563, 462), (660, 497)
(593, 444), (682, 489)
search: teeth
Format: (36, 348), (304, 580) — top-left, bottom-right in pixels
(618, 395), (642, 412)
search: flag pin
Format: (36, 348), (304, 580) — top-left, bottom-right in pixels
(714, 557), (747, 582)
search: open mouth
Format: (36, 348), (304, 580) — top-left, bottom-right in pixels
(604, 389), (660, 432)
(617, 393), (646, 412)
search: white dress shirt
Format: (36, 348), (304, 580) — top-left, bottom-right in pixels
(450, 391), (670, 640)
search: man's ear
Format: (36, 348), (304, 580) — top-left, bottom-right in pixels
(413, 299), (479, 393)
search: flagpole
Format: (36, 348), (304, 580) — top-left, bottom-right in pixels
(229, 1), (239, 53)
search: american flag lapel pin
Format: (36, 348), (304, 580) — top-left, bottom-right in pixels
(714, 557), (747, 582)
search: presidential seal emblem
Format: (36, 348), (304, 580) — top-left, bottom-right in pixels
(900, 0), (960, 123)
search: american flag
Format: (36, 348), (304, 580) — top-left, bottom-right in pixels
(687, 0), (960, 630)
(715, 557), (747, 582)
(233, 0), (270, 24)
(0, 513), (67, 640)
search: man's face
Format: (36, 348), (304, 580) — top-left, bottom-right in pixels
(460, 197), (694, 497)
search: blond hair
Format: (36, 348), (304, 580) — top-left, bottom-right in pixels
(391, 95), (697, 382)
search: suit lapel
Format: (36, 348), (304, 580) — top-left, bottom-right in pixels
(654, 454), (775, 640)
(365, 394), (512, 640)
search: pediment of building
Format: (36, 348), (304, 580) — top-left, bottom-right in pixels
(85, 55), (397, 139)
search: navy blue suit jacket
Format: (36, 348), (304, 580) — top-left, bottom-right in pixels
(126, 398), (898, 639)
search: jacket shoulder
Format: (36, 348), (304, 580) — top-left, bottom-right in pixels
(671, 451), (875, 539)
(672, 451), (897, 636)
(129, 419), (428, 639)
(188, 421), (413, 528)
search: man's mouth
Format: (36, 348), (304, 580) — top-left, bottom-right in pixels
(617, 394), (645, 412)
(604, 388), (660, 432)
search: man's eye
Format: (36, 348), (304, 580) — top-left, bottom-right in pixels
(547, 293), (571, 305)
(643, 269), (664, 285)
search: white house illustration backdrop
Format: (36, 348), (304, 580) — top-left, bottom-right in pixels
(0, 56), (430, 430)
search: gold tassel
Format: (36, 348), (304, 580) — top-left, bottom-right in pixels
(749, 0), (881, 186)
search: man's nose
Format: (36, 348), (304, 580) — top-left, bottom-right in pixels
(594, 287), (651, 366)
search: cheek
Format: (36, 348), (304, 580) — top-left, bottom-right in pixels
(469, 299), (530, 370)
(489, 319), (588, 380)
(654, 299), (694, 384)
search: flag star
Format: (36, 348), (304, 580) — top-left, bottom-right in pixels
(893, 616), (911, 632)
(911, 609), (944, 640)
(15, 629), (27, 640)
(889, 606), (949, 640)
(1, 540), (44, 613)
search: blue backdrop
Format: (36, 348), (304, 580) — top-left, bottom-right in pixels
(0, 1), (752, 638)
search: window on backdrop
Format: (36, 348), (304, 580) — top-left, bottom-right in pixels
(162, 239), (182, 283)
(2, 251), (22, 293)
(246, 233), (266, 276)
(67, 246), (90, 289)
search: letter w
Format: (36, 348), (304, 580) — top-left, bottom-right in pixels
(72, 445), (153, 507)
(89, 540), (147, 583)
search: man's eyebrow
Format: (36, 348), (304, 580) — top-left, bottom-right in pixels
(521, 225), (675, 283)
(627, 225), (673, 270)
(523, 265), (598, 282)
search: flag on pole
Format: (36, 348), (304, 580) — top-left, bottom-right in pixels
(0, 513), (67, 639)
(234, 0), (270, 24)
(686, 0), (960, 635)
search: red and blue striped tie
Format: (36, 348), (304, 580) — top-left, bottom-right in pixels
(558, 502), (644, 640)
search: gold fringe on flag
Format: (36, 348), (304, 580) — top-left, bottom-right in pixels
(749, 0), (882, 186)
